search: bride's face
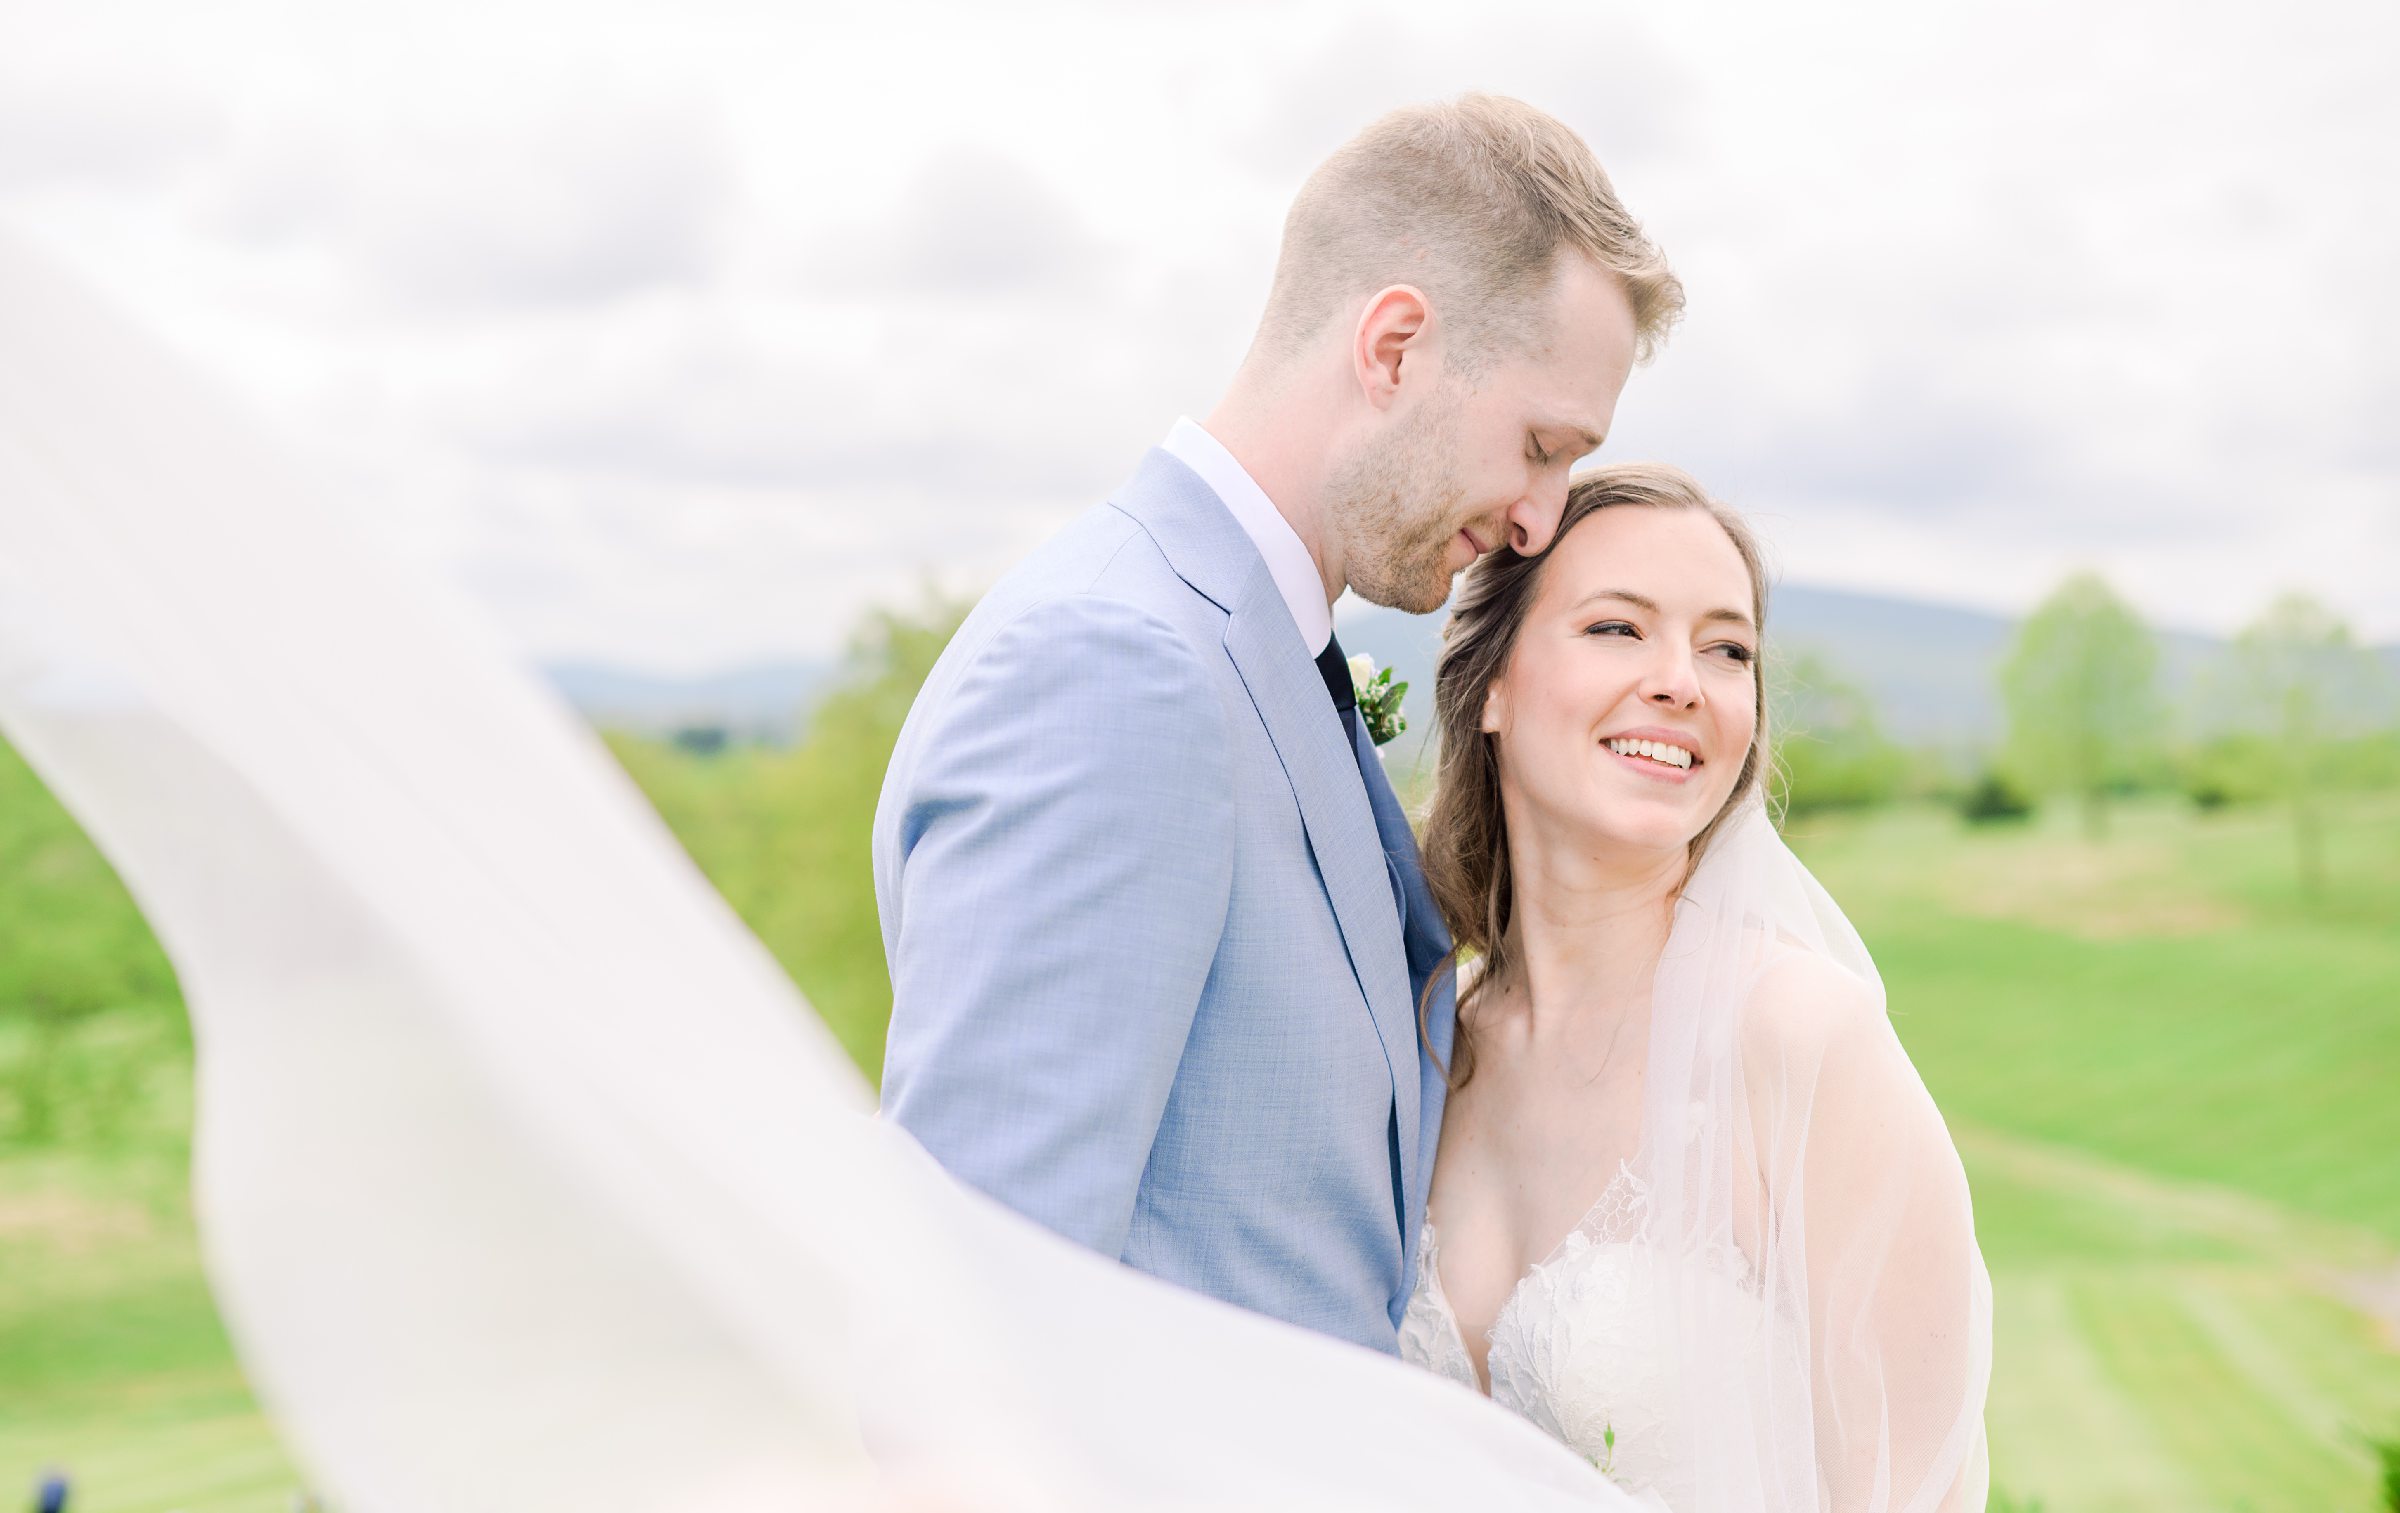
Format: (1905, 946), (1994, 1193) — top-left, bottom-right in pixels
(1481, 505), (1760, 862)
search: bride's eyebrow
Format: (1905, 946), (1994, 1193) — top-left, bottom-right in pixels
(1571, 588), (1755, 630)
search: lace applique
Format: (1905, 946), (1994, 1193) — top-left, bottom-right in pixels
(1399, 1161), (1765, 1505)
(1397, 1226), (1479, 1395)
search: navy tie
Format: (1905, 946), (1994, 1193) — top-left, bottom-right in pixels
(1315, 633), (1361, 750)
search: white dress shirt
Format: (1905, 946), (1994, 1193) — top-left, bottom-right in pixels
(1161, 417), (1334, 657)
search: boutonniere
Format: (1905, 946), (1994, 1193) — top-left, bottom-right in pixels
(1347, 653), (1408, 747)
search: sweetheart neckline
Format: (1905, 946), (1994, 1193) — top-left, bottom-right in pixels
(1418, 1158), (1643, 1394)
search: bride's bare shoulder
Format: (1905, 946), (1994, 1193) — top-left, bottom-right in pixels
(1735, 946), (1885, 1069)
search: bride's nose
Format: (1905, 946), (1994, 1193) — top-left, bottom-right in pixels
(1640, 646), (1702, 708)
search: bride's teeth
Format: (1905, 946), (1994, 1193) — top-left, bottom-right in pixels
(1608, 737), (1693, 769)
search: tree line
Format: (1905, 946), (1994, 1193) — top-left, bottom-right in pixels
(1779, 574), (2396, 895)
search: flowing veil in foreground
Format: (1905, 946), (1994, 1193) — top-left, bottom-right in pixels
(0, 233), (1634, 1512)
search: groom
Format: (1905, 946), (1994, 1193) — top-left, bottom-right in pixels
(874, 95), (1681, 1353)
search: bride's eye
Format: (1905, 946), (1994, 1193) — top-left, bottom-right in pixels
(1583, 620), (1637, 639)
(1712, 641), (1757, 664)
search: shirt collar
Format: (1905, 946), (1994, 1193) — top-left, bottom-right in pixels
(1159, 417), (1334, 656)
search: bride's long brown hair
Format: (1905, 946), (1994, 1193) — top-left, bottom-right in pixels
(1417, 462), (1773, 1088)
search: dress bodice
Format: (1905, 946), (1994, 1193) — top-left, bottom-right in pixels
(1398, 1163), (1773, 1509)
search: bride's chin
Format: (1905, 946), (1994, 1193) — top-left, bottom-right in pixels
(1545, 807), (1696, 872)
(1503, 785), (1706, 877)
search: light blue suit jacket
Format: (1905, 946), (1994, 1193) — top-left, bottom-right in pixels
(874, 447), (1456, 1353)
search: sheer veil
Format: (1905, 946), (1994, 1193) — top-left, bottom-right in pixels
(0, 227), (1984, 1512)
(1623, 796), (1995, 1510)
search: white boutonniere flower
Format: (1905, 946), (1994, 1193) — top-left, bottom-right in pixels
(1347, 653), (1408, 748)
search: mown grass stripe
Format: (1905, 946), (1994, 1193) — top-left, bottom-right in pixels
(2219, 1276), (2400, 1446)
(1985, 1271), (2207, 1512)
(0, 1403), (300, 1507)
(2071, 1270), (2363, 1509)
(2177, 1273), (2383, 1477)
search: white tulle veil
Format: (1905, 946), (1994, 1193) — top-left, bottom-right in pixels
(1609, 795), (1995, 1511)
(0, 228), (1985, 1512)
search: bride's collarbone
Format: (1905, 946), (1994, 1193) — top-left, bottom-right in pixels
(1438, 1052), (1645, 1188)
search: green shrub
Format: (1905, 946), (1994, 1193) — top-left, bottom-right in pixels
(1960, 770), (2035, 824)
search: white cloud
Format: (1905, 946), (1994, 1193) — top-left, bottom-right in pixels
(800, 149), (1117, 299)
(0, 70), (223, 191)
(1, 0), (2391, 675)
(200, 105), (734, 312)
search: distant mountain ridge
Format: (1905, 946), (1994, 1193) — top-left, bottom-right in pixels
(540, 585), (2395, 753)
(542, 658), (828, 740)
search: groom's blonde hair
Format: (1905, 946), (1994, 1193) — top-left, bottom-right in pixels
(1253, 93), (1684, 374)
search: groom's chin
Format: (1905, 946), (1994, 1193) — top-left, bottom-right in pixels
(1359, 579), (1453, 617)
(1351, 559), (1459, 617)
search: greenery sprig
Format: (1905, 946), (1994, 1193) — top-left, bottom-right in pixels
(1347, 653), (1408, 747)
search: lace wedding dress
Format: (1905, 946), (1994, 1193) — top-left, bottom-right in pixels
(1400, 1163), (1785, 1511)
(1392, 881), (1997, 1513)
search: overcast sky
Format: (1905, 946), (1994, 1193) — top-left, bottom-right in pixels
(6, 0), (2394, 671)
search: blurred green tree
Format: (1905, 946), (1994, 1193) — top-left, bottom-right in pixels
(1772, 649), (1908, 815)
(614, 588), (969, 1084)
(1997, 572), (2163, 840)
(2219, 592), (2383, 897)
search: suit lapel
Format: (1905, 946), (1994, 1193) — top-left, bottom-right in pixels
(1222, 594), (1421, 1170)
(1351, 713), (1455, 1307)
(1111, 449), (1423, 1226)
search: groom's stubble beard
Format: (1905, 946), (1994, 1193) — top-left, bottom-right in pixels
(1324, 385), (1473, 616)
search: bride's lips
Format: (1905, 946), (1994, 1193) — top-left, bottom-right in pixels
(1603, 744), (1697, 784)
(1600, 727), (1704, 785)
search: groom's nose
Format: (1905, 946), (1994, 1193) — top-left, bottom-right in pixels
(1505, 477), (1570, 556)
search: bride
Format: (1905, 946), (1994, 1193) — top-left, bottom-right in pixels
(1399, 463), (1992, 1509)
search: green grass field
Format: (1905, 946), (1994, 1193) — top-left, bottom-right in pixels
(3, 725), (2395, 1509)
(0, 1152), (299, 1512)
(1787, 795), (2400, 1512)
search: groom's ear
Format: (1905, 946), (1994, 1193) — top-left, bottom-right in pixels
(1352, 284), (1433, 411)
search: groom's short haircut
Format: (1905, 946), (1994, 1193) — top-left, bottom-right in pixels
(1254, 93), (1683, 374)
